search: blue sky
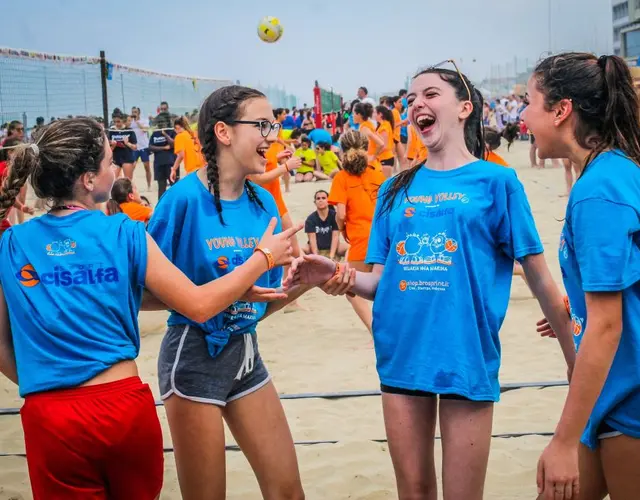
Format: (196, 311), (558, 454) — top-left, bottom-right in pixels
(1, 0), (612, 103)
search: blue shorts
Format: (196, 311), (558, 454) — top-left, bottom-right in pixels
(134, 148), (151, 163)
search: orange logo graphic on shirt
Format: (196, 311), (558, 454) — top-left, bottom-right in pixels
(404, 207), (416, 218)
(399, 280), (407, 291)
(571, 313), (584, 337)
(396, 241), (407, 256)
(216, 256), (229, 270)
(16, 264), (40, 287)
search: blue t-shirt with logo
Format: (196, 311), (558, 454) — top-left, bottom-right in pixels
(147, 173), (282, 358)
(559, 150), (640, 449)
(366, 161), (543, 401)
(0, 211), (147, 397)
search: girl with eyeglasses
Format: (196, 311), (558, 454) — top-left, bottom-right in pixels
(147, 85), (312, 499)
(284, 64), (575, 499)
(524, 52), (640, 500)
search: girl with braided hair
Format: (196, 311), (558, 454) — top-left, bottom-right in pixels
(147, 85), (311, 499)
(285, 65), (575, 499)
(0, 117), (299, 499)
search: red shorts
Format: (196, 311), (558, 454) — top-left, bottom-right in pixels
(21, 376), (164, 500)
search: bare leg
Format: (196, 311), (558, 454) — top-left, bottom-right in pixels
(551, 158), (562, 168)
(381, 393), (438, 500)
(123, 162), (135, 180)
(347, 261), (373, 333)
(576, 443), (607, 500)
(395, 142), (407, 170)
(439, 398), (493, 500)
(224, 382), (304, 500)
(529, 144), (538, 169)
(163, 395), (226, 500)
(313, 171), (330, 181)
(600, 434), (640, 499)
(143, 161), (152, 189)
(303, 172), (314, 182)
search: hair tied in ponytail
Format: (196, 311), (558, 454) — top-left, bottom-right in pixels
(598, 55), (608, 70)
(30, 143), (40, 156)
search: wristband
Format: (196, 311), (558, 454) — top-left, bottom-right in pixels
(254, 246), (275, 270)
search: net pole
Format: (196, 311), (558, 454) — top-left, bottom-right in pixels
(99, 51), (109, 125)
(313, 80), (322, 129)
(43, 67), (50, 120)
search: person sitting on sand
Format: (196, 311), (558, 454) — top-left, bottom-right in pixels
(303, 190), (348, 260)
(110, 178), (153, 224)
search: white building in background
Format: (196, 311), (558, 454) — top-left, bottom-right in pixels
(613, 0), (630, 56)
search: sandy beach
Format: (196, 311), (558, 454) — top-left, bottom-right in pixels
(0, 140), (578, 499)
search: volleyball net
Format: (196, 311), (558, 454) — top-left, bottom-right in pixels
(0, 47), (300, 131)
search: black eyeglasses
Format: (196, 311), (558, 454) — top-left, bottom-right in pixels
(423, 59), (472, 102)
(232, 120), (281, 138)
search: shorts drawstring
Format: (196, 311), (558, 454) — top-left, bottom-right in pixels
(235, 333), (255, 380)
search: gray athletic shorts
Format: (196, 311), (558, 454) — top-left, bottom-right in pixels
(158, 325), (270, 406)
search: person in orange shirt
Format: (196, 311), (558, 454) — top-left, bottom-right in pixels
(375, 106), (396, 179)
(170, 116), (205, 182)
(352, 102), (384, 172)
(328, 130), (385, 333)
(406, 125), (428, 168)
(483, 127), (509, 167)
(387, 96), (408, 170)
(110, 178), (153, 224)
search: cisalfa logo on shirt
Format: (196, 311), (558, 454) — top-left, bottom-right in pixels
(16, 264), (119, 287)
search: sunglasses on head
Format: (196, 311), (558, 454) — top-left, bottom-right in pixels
(424, 59), (472, 102)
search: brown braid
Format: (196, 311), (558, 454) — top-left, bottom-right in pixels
(197, 85), (267, 225)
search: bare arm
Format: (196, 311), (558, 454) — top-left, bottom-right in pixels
(149, 144), (169, 153)
(144, 233), (270, 323)
(362, 128), (384, 155)
(172, 151), (184, 172)
(350, 263), (384, 301)
(308, 233), (319, 254)
(0, 285), (18, 384)
(335, 204), (346, 231)
(163, 132), (175, 146)
(248, 164), (287, 186)
(553, 291), (622, 445)
(262, 284), (314, 319)
(521, 253), (576, 369)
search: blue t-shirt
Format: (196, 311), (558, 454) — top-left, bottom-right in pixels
(367, 161), (543, 401)
(559, 150), (640, 449)
(0, 211), (147, 397)
(295, 116), (303, 128)
(147, 173), (283, 358)
(348, 114), (359, 130)
(400, 110), (408, 139)
(308, 128), (332, 145)
(282, 116), (295, 130)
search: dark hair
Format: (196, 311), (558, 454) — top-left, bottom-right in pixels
(0, 137), (21, 162)
(359, 86), (368, 95)
(316, 141), (331, 151)
(105, 199), (123, 215)
(484, 127), (501, 151)
(140, 195), (151, 207)
(290, 128), (303, 140)
(0, 118), (106, 220)
(314, 189), (329, 200)
(111, 178), (134, 204)
(300, 137), (311, 146)
(399, 89), (407, 97)
(501, 123), (519, 151)
(349, 99), (359, 113)
(197, 85), (267, 225)
(377, 67), (484, 218)
(273, 108), (285, 119)
(354, 102), (374, 120)
(160, 101), (169, 107)
(533, 52), (640, 168)
(340, 130), (369, 176)
(8, 120), (22, 134)
(36, 117), (45, 126)
(376, 105), (395, 129)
